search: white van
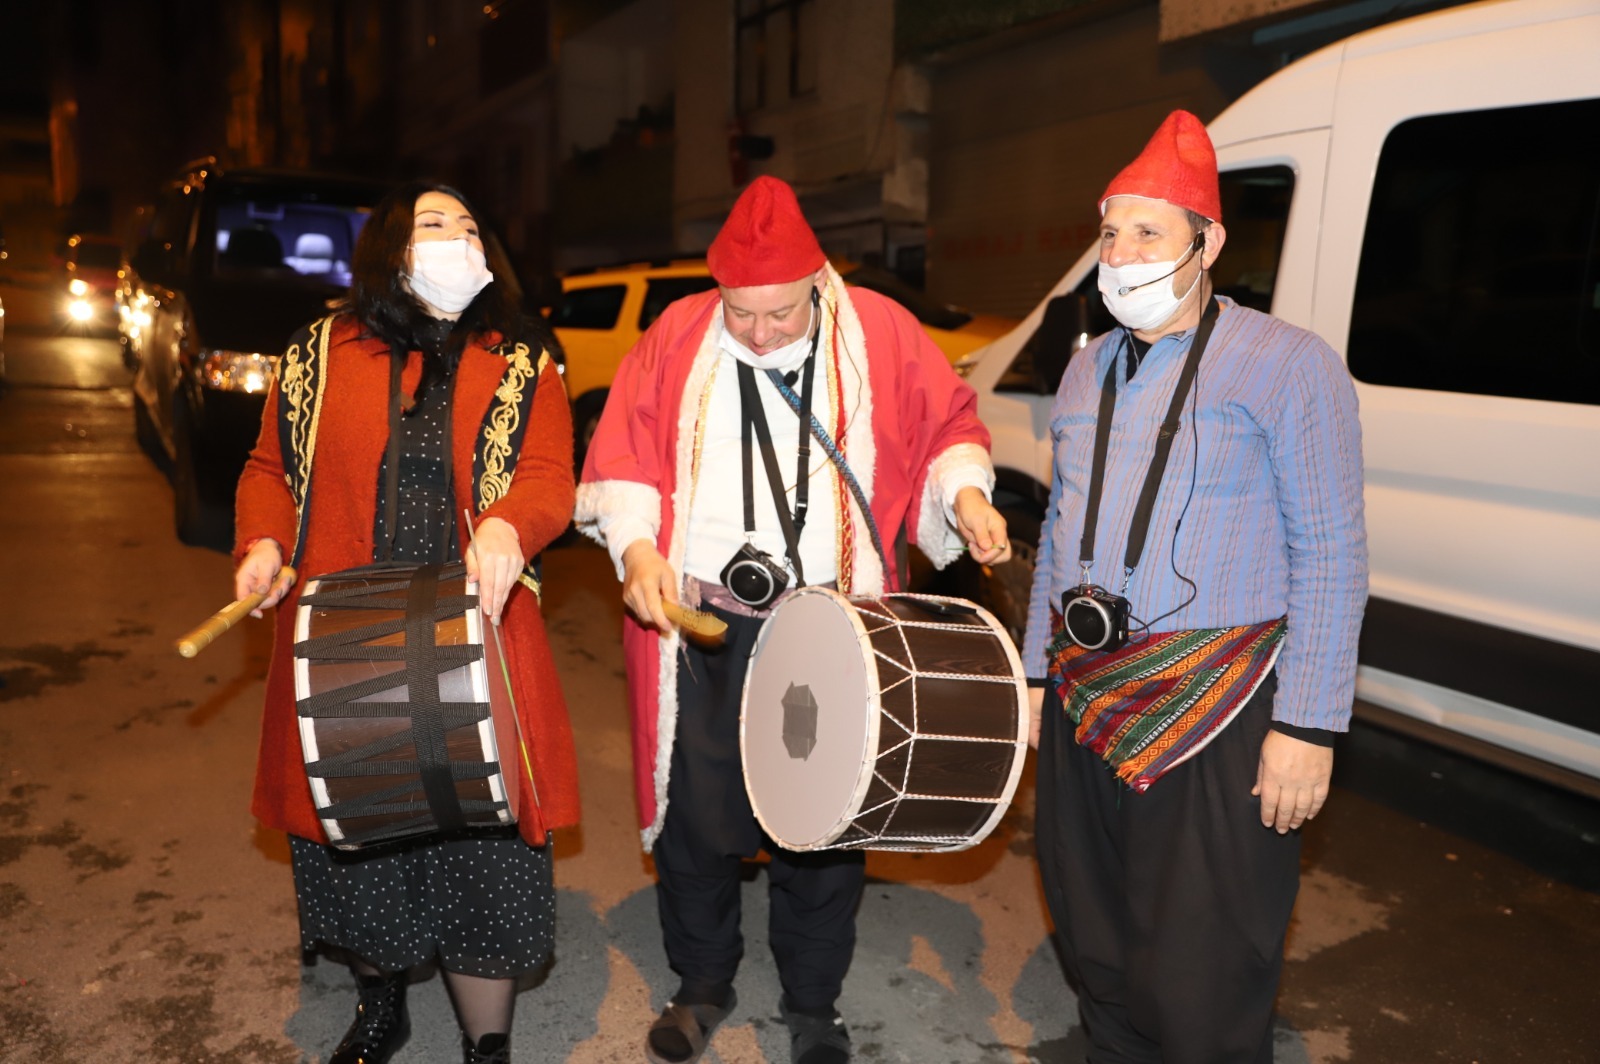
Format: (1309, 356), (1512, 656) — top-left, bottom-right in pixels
(962, 0), (1600, 793)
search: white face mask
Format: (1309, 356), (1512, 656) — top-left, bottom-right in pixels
(717, 298), (817, 372)
(1097, 240), (1203, 332)
(407, 238), (493, 314)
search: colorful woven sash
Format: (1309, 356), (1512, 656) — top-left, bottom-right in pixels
(1046, 614), (1285, 791)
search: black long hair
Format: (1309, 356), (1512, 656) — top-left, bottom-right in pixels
(330, 180), (558, 407)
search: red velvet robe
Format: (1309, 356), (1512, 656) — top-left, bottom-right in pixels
(235, 316), (580, 846)
(574, 272), (993, 849)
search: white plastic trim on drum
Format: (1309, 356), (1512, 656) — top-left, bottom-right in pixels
(294, 577), (343, 843)
(739, 587), (1029, 853)
(463, 601), (515, 826)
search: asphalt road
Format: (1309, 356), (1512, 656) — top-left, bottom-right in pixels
(0, 325), (1595, 1063)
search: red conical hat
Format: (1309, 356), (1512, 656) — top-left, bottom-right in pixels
(707, 176), (826, 287)
(1099, 110), (1221, 223)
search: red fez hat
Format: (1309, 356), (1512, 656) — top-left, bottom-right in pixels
(707, 176), (827, 287)
(1099, 110), (1222, 223)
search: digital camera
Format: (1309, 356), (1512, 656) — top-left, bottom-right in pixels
(1061, 584), (1131, 652)
(721, 543), (790, 610)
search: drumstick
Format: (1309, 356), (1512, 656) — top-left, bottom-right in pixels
(663, 601), (728, 643)
(175, 566), (298, 658)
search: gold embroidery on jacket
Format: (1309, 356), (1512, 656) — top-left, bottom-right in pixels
(280, 316), (334, 521)
(478, 344), (551, 599)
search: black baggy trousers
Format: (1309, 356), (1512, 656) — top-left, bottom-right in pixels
(1035, 674), (1302, 1063)
(652, 603), (865, 1012)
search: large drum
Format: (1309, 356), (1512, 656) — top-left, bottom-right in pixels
(740, 588), (1028, 853)
(293, 562), (527, 850)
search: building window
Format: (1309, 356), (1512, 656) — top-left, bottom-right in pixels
(1348, 99), (1600, 406)
(736, 0), (818, 113)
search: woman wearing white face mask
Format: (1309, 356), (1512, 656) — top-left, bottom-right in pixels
(231, 182), (580, 1064)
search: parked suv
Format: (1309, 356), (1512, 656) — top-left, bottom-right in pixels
(124, 160), (384, 546)
(553, 258), (1014, 470)
(552, 260), (718, 471)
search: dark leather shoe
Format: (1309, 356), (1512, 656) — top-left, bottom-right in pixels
(329, 972), (411, 1064)
(463, 1032), (511, 1063)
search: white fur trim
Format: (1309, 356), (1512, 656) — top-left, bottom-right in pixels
(825, 265), (885, 595)
(917, 442), (995, 567)
(574, 481), (661, 551)
(639, 308), (726, 851)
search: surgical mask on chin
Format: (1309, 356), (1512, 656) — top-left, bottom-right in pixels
(717, 299), (817, 372)
(407, 238), (493, 314)
(1097, 245), (1202, 332)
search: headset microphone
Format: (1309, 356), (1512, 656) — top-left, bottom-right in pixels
(1115, 231), (1206, 296)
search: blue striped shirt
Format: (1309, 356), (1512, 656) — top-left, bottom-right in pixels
(1021, 297), (1368, 732)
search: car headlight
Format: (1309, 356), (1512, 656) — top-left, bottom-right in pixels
(67, 298), (95, 321)
(68, 278), (90, 296)
(199, 349), (277, 393)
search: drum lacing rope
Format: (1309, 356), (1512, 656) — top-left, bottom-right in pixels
(294, 563), (506, 846)
(858, 596), (1021, 841)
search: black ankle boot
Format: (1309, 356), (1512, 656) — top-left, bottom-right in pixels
(463, 1031), (510, 1063)
(329, 972), (411, 1064)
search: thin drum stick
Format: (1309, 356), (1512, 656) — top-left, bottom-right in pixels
(175, 566), (298, 658)
(464, 510), (541, 807)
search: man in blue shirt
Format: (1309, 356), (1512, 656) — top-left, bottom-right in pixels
(1023, 110), (1367, 1062)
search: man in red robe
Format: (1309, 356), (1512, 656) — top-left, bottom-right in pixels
(576, 176), (1010, 1064)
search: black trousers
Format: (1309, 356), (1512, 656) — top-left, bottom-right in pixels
(1035, 674), (1300, 1064)
(653, 603), (866, 1012)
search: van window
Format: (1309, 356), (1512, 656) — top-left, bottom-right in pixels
(553, 285), (627, 330)
(210, 183), (373, 288)
(1348, 100), (1600, 406)
(996, 165), (1294, 394)
(641, 276), (717, 330)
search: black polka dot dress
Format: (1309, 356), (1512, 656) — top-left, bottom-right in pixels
(288, 350), (556, 980)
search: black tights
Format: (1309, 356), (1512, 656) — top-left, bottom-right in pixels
(350, 959), (514, 1042)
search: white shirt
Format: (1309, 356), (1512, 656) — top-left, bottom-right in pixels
(681, 344), (840, 586)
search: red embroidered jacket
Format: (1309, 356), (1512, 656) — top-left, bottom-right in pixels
(234, 315), (580, 846)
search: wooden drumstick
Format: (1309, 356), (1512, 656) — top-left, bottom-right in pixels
(175, 566), (298, 658)
(663, 601), (728, 643)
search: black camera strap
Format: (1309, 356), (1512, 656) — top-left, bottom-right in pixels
(737, 351), (815, 586)
(1078, 297), (1219, 582)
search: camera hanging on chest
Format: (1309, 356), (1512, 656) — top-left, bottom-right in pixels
(1061, 298), (1218, 651)
(720, 343), (819, 611)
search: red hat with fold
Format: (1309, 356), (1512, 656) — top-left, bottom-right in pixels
(1099, 110), (1222, 223)
(707, 176), (827, 287)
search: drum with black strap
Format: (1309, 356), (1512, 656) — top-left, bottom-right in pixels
(293, 562), (529, 850)
(740, 588), (1027, 853)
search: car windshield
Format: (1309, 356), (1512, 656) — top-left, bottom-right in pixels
(209, 182), (375, 288)
(74, 242), (122, 270)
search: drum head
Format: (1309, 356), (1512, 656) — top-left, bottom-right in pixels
(741, 588), (873, 849)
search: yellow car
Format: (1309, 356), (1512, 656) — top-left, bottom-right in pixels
(552, 259), (1015, 468)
